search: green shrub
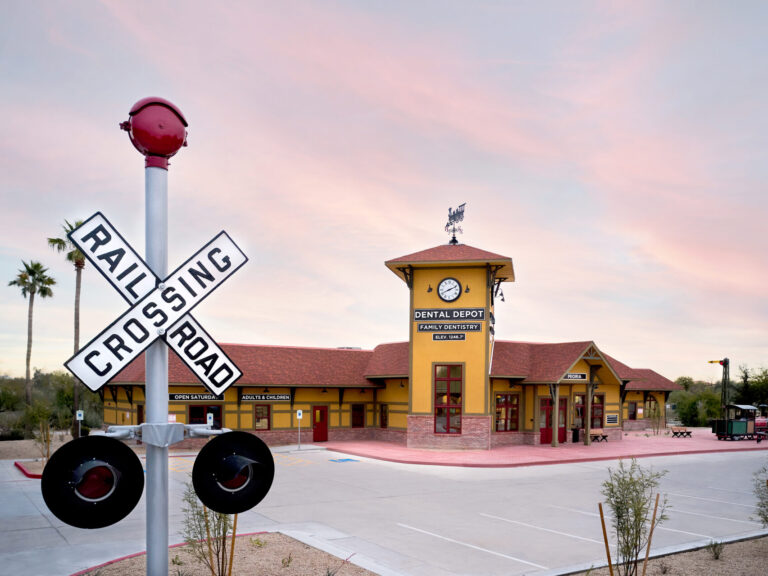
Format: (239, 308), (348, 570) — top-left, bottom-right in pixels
(754, 460), (768, 527)
(601, 458), (668, 576)
(707, 539), (723, 560)
(181, 481), (233, 576)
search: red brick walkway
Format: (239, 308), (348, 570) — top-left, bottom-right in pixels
(323, 427), (768, 467)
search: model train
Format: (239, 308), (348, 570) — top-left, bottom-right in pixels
(712, 404), (767, 441)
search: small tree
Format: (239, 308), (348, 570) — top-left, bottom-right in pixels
(25, 401), (53, 461)
(181, 481), (233, 576)
(601, 458), (668, 576)
(647, 401), (663, 435)
(754, 460), (768, 527)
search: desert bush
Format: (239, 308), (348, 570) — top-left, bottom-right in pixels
(754, 460), (768, 526)
(706, 539), (723, 560)
(601, 458), (668, 576)
(181, 481), (233, 576)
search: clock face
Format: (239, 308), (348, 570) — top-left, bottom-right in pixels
(437, 277), (461, 302)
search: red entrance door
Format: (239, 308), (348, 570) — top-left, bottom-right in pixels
(540, 398), (568, 443)
(313, 406), (328, 442)
(539, 398), (553, 443)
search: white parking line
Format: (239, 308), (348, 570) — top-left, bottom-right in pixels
(480, 512), (603, 544)
(397, 523), (548, 570)
(655, 525), (714, 539)
(673, 509), (762, 526)
(668, 492), (757, 508)
(546, 504), (714, 539)
(705, 486), (753, 495)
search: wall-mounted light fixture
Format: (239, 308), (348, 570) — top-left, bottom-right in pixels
(263, 387), (270, 393)
(465, 285), (470, 293)
(427, 285), (433, 293)
(321, 388), (328, 394)
(360, 388), (367, 393)
(400, 381), (405, 388)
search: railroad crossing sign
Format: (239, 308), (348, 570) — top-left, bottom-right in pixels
(65, 212), (246, 396)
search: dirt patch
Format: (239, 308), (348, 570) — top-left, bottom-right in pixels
(0, 436), (71, 461)
(571, 536), (768, 575)
(76, 532), (375, 576)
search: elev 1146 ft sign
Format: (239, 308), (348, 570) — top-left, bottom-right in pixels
(65, 212), (246, 396)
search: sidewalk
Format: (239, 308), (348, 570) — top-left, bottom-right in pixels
(321, 427), (768, 467)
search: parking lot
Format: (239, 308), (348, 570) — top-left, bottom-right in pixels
(2, 446), (767, 576)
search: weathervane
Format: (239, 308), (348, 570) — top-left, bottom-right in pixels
(445, 203), (466, 245)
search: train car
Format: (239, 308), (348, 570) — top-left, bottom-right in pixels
(712, 404), (760, 440)
(756, 404), (767, 437)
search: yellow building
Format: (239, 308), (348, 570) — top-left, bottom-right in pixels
(106, 239), (679, 449)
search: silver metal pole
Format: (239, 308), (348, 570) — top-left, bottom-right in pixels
(145, 165), (169, 576)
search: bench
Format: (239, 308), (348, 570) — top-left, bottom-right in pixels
(589, 428), (608, 442)
(671, 426), (692, 438)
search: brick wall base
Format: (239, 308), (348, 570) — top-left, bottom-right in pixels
(622, 420), (649, 431)
(406, 414), (492, 450)
(128, 422), (626, 452)
(159, 427), (409, 449)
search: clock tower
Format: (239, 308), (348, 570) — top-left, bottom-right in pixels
(385, 214), (514, 449)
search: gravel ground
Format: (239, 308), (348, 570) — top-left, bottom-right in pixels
(77, 532), (376, 576)
(571, 536), (768, 575)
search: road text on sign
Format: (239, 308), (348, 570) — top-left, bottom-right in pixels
(66, 212), (246, 395)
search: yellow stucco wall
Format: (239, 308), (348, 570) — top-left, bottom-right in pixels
(410, 266), (492, 415)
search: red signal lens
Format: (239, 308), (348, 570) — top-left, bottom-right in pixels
(218, 467), (251, 491)
(74, 463), (117, 502)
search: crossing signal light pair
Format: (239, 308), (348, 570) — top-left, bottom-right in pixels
(41, 431), (274, 529)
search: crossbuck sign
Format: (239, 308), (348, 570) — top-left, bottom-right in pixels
(65, 212), (246, 396)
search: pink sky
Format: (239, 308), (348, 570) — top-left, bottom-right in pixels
(1, 1), (766, 382)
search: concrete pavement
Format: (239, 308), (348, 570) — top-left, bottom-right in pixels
(322, 426), (768, 467)
(3, 428), (768, 575)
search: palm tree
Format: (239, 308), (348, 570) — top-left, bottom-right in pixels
(8, 260), (56, 405)
(48, 219), (85, 436)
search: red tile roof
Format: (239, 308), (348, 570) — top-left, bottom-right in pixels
(386, 243), (512, 265)
(602, 353), (642, 380)
(491, 341), (594, 381)
(365, 342), (409, 378)
(112, 344), (375, 388)
(385, 243), (514, 283)
(625, 368), (680, 391)
(111, 339), (678, 393)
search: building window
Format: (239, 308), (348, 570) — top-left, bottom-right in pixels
(574, 395), (585, 428)
(592, 395), (604, 428)
(380, 404), (388, 429)
(495, 394), (519, 432)
(434, 364), (462, 434)
(351, 404), (365, 428)
(254, 405), (270, 430)
(628, 401), (637, 421)
(189, 405), (222, 429)
(645, 396), (659, 419)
